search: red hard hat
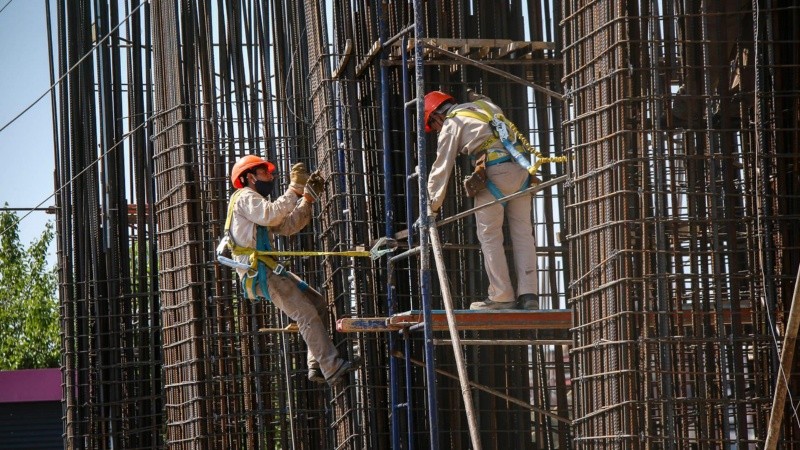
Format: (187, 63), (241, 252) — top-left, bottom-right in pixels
(424, 91), (455, 132)
(230, 155), (276, 188)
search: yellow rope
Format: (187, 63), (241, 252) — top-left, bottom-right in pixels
(253, 249), (372, 258)
(495, 113), (570, 172)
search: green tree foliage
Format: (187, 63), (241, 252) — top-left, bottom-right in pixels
(0, 209), (59, 369)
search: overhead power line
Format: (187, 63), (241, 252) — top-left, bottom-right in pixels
(0, 120), (147, 240)
(0, 0), (150, 241)
(0, 0), (148, 136)
(0, 0), (14, 17)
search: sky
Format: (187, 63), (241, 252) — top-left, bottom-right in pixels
(0, 1), (56, 261)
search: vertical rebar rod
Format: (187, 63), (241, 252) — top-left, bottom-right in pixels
(412, 1), (439, 448)
(699, 3), (734, 445)
(646, 1), (677, 445)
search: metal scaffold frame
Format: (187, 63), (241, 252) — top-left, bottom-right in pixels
(359, 2), (574, 448)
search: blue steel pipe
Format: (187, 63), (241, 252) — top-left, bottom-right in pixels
(400, 35), (416, 450)
(376, 0), (401, 447)
(412, 1), (440, 448)
(402, 37), (415, 251)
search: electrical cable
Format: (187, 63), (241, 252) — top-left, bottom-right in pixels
(0, 0), (14, 14)
(0, 120), (148, 240)
(0, 0), (14, 17)
(0, 0), (148, 137)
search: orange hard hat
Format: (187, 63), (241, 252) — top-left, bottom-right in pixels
(230, 155), (276, 188)
(424, 91), (455, 132)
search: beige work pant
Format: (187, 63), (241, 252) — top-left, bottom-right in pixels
(474, 161), (539, 303)
(265, 272), (344, 378)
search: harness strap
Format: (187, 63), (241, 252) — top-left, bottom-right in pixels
(485, 174), (530, 207)
(449, 100), (569, 174)
(453, 101), (530, 202)
(447, 101), (501, 153)
(224, 189), (309, 300)
(485, 152), (512, 166)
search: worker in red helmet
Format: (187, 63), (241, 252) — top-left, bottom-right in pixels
(223, 155), (358, 385)
(424, 90), (540, 310)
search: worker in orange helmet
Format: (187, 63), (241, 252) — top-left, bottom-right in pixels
(424, 90), (540, 310)
(223, 155), (358, 385)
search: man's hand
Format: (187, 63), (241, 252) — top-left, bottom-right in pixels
(290, 162), (310, 185)
(304, 171), (325, 203)
(427, 203), (439, 220)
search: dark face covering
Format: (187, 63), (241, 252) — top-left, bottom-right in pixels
(254, 179), (274, 198)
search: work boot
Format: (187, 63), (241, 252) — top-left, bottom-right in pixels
(307, 368), (325, 384)
(326, 356), (362, 386)
(469, 299), (516, 310)
(516, 294), (540, 310)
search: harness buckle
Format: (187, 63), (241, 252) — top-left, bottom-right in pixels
(216, 235), (232, 257)
(273, 263), (286, 276)
(491, 116), (510, 141)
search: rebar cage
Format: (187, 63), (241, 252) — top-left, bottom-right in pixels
(49, 0), (799, 449)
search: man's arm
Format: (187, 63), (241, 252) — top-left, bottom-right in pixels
(238, 188), (303, 228)
(270, 198), (312, 236)
(271, 170), (323, 235)
(427, 127), (460, 213)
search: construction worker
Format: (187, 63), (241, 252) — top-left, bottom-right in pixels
(225, 155), (357, 385)
(424, 91), (540, 310)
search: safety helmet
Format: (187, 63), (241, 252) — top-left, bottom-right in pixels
(424, 91), (455, 132)
(230, 155), (276, 189)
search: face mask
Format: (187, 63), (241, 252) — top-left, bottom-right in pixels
(254, 179), (274, 198)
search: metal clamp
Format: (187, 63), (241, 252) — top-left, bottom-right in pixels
(491, 116), (511, 142)
(370, 237), (398, 260)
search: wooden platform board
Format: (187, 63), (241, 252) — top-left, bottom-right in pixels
(336, 307), (754, 333)
(337, 309), (572, 333)
(389, 38), (555, 60)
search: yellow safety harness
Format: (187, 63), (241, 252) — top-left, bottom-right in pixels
(446, 100), (568, 173)
(446, 100), (568, 205)
(222, 190), (375, 300)
(446, 101), (504, 156)
(446, 101), (527, 204)
(223, 190), (282, 300)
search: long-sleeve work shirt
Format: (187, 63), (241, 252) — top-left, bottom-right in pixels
(427, 100), (505, 212)
(229, 186), (312, 278)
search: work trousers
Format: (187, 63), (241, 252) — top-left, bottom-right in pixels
(265, 272), (344, 378)
(473, 161), (539, 303)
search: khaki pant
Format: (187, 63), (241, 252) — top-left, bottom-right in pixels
(265, 272), (343, 378)
(473, 161), (539, 303)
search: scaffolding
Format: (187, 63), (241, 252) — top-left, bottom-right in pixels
(47, 0), (800, 449)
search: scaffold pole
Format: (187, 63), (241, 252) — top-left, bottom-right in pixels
(429, 219), (482, 450)
(765, 264), (800, 449)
